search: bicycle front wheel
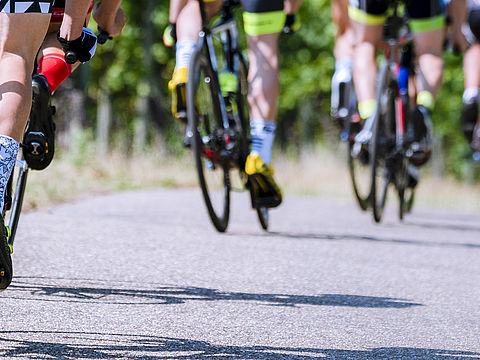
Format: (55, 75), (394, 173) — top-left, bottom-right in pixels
(4, 153), (29, 247)
(187, 47), (230, 232)
(370, 65), (395, 223)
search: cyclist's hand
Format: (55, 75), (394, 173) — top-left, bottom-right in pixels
(93, 1), (126, 38)
(58, 27), (98, 64)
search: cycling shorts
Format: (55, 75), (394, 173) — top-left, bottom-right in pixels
(240, 0), (285, 36)
(0, 0), (54, 13)
(348, 0), (445, 33)
(51, 0), (94, 24)
(465, 8), (480, 44)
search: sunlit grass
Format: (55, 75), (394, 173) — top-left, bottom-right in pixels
(23, 143), (480, 213)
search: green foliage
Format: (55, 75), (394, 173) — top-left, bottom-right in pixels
(74, 0), (474, 180)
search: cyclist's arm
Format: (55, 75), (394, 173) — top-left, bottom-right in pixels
(93, 0), (126, 38)
(59, 0), (93, 40)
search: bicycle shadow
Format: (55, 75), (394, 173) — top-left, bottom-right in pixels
(6, 277), (421, 308)
(0, 331), (476, 359)
(238, 230), (480, 250)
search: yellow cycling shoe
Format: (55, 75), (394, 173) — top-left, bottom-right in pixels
(245, 152), (282, 209)
(168, 67), (188, 122)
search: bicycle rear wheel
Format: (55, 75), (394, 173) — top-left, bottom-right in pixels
(348, 122), (370, 211)
(4, 152), (29, 247)
(187, 47), (230, 232)
(370, 65), (395, 223)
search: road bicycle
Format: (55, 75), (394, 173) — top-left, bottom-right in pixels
(352, 1), (416, 223)
(3, 29), (110, 249)
(186, 0), (269, 232)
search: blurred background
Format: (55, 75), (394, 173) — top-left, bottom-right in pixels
(30, 0), (480, 212)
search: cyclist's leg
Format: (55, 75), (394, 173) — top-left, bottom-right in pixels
(348, 0), (386, 125)
(0, 11), (51, 290)
(170, 0), (222, 118)
(242, 0), (285, 207)
(461, 8), (480, 143)
(331, 0), (355, 119)
(407, 0), (445, 164)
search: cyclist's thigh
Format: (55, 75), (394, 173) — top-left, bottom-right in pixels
(407, 0), (445, 54)
(348, 0), (386, 43)
(1, 14), (51, 62)
(241, 0), (284, 36)
(333, 0), (350, 35)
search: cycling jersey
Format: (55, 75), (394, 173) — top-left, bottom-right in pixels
(51, 0), (94, 24)
(241, 0), (285, 35)
(0, 0), (53, 13)
(348, 0), (445, 33)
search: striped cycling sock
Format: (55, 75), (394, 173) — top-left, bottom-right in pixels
(250, 120), (276, 165)
(0, 135), (19, 212)
(175, 39), (197, 70)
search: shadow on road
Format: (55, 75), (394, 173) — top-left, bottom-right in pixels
(243, 231), (480, 250)
(6, 278), (421, 308)
(0, 331), (476, 359)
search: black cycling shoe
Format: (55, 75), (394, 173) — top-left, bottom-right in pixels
(0, 216), (12, 291)
(408, 105), (433, 167)
(23, 74), (56, 171)
(461, 101), (478, 142)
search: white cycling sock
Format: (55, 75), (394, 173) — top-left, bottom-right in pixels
(463, 87), (479, 104)
(0, 135), (19, 212)
(250, 120), (276, 165)
(175, 39), (197, 70)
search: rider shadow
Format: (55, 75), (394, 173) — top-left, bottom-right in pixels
(7, 278), (421, 308)
(0, 331), (477, 359)
(243, 231), (480, 250)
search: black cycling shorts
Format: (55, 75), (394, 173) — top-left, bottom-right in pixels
(348, 0), (445, 32)
(240, 0), (285, 35)
(468, 8), (480, 42)
(0, 0), (54, 13)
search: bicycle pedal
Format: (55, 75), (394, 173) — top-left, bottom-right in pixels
(175, 111), (188, 124)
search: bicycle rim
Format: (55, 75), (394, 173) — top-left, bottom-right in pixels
(187, 48), (230, 232)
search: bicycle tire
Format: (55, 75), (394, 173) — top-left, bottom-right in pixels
(370, 64), (394, 223)
(348, 138), (370, 211)
(4, 153), (29, 247)
(187, 46), (230, 232)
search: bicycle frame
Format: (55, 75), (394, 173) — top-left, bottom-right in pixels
(198, 0), (242, 132)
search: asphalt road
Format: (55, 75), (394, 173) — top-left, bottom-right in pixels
(1, 188), (479, 359)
